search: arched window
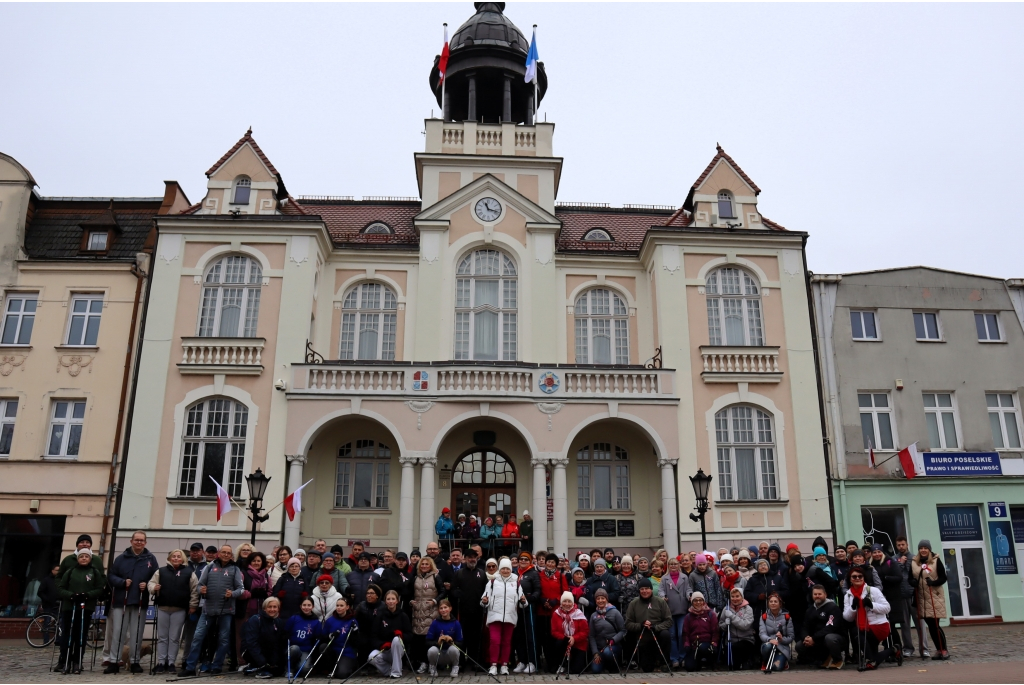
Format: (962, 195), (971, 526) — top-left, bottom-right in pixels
(575, 288), (629, 364)
(577, 443), (629, 510)
(198, 256), (263, 338)
(453, 451), (516, 484)
(362, 222), (393, 235)
(178, 398), (248, 498)
(233, 176), (252, 205)
(452, 450), (516, 520)
(717, 190), (734, 219)
(340, 282), (397, 360)
(705, 267), (763, 346)
(715, 405), (778, 501)
(335, 440), (391, 508)
(454, 249), (517, 360)
(582, 228), (612, 242)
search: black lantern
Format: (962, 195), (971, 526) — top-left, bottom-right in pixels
(688, 468), (713, 551)
(245, 468), (272, 545)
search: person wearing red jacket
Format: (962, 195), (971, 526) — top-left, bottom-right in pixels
(550, 592), (588, 674)
(537, 555), (571, 672)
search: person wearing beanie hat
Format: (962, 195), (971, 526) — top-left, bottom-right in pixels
(805, 547), (840, 602)
(57, 541), (107, 673)
(583, 557), (620, 618)
(689, 553), (726, 616)
(681, 590), (717, 672)
(59, 532), (105, 578)
(344, 552), (377, 612)
(721, 553), (734, 564)
(623, 576), (672, 672)
(766, 543), (787, 575)
(435, 507), (455, 554)
(311, 573), (342, 620)
(550, 589), (588, 673)
(587, 583), (625, 674)
(912, 540), (949, 660)
(519, 510), (534, 553)
(743, 557), (784, 619)
(576, 553), (593, 578)
(480, 556), (528, 675)
(617, 554), (641, 609)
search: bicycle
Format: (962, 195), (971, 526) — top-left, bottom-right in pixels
(26, 611), (61, 648)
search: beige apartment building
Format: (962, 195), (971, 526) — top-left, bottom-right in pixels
(117, 3), (830, 560)
(0, 152), (188, 622)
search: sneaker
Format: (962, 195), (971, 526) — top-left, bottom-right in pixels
(922, 649), (931, 658)
(103, 664), (119, 675)
(513, 662), (527, 673)
(450, 665), (459, 677)
(255, 669), (273, 679)
(177, 669), (194, 678)
(525, 663), (537, 674)
(670, 661), (680, 670)
(200, 663), (211, 673)
(211, 668), (223, 675)
(488, 665), (498, 676)
(831, 659), (844, 670)
(500, 665), (509, 675)
(821, 657), (833, 669)
(940, 651), (950, 660)
(864, 662), (876, 670)
(154, 663), (167, 674)
(418, 663), (429, 674)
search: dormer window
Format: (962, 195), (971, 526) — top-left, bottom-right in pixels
(717, 191), (735, 219)
(87, 231), (108, 251)
(232, 176), (252, 205)
(582, 228), (612, 242)
(362, 222), (393, 235)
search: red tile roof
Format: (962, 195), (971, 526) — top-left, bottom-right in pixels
(294, 199), (421, 247)
(663, 206), (693, 227)
(691, 144), (761, 195)
(205, 128), (281, 178)
(556, 208), (673, 253)
(761, 216), (786, 231)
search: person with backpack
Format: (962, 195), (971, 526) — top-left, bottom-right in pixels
(480, 557), (528, 675)
(758, 592), (794, 672)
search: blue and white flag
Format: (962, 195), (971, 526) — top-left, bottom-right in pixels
(524, 28), (539, 83)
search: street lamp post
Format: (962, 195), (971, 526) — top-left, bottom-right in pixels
(688, 468), (713, 552)
(245, 468), (271, 546)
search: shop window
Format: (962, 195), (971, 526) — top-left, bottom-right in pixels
(0, 515), (66, 617)
(861, 506), (907, 556)
(335, 440), (391, 508)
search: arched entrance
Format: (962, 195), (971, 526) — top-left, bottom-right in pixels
(450, 449), (516, 520)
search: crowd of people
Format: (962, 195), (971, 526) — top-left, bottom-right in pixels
(42, 519), (953, 679)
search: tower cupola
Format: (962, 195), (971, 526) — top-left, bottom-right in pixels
(429, 2), (548, 124)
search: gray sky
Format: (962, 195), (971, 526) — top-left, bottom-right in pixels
(2, 3), (1022, 277)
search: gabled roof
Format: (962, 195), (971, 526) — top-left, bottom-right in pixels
(691, 144), (761, 195)
(205, 128), (281, 178)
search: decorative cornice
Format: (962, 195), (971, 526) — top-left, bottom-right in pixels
(286, 454), (308, 465)
(657, 457), (678, 468)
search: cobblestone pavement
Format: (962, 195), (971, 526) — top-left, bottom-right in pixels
(3, 624), (1022, 683)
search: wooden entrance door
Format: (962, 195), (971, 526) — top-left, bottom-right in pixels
(450, 450), (516, 521)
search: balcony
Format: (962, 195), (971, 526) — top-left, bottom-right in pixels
(178, 337), (265, 375)
(424, 120), (554, 157)
(292, 361), (675, 401)
(699, 346), (782, 384)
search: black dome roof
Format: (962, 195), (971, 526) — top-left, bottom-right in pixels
(450, 3), (530, 54)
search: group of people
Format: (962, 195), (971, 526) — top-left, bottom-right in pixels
(40, 521), (954, 679)
(434, 507), (529, 557)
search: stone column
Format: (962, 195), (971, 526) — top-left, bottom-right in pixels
(283, 455), (307, 549)
(659, 458), (680, 557)
(550, 456), (569, 557)
(467, 73), (477, 122)
(531, 457), (548, 552)
(502, 75), (512, 123)
(419, 455), (437, 551)
(398, 455), (418, 555)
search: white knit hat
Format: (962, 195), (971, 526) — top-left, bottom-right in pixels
(76, 548), (93, 558)
(621, 555), (633, 566)
(560, 591), (574, 604)
(498, 558), (513, 571)
(578, 554), (589, 564)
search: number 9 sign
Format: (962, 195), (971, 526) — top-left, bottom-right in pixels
(988, 502), (1007, 518)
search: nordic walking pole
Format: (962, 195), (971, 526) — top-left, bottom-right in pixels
(646, 625), (673, 672)
(556, 643), (570, 680)
(399, 637), (421, 683)
(578, 650), (599, 676)
(131, 591), (148, 669)
(110, 585), (130, 671)
(63, 601), (77, 675)
(286, 638), (292, 681)
(451, 642), (499, 684)
(326, 625), (357, 684)
(292, 638), (322, 683)
(301, 634), (337, 683)
(150, 604), (159, 675)
(77, 599), (88, 674)
(622, 630), (643, 677)
(727, 623), (732, 670)
(764, 642), (777, 675)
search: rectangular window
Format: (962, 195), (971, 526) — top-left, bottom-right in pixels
(858, 392), (895, 450)
(850, 310), (879, 340)
(913, 311), (940, 341)
(861, 506), (908, 556)
(1, 295), (37, 345)
(975, 313), (1001, 342)
(334, 445), (390, 508)
(66, 295), (103, 346)
(923, 392), (959, 450)
(46, 400), (85, 458)
(87, 232), (108, 251)
(0, 399), (17, 456)
(577, 445), (629, 510)
(987, 393), (1022, 449)
(576, 464), (591, 510)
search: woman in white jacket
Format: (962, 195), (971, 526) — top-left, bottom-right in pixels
(842, 566), (892, 670)
(311, 574), (342, 621)
(480, 557), (528, 675)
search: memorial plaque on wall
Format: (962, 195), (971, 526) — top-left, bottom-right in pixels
(594, 519), (617, 537)
(617, 520), (635, 537)
(575, 520), (593, 537)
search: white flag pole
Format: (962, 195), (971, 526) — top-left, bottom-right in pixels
(533, 24), (538, 124)
(441, 23), (448, 122)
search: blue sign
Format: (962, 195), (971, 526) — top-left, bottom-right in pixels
(988, 502), (1008, 518)
(937, 505), (984, 542)
(922, 452), (1002, 477)
(988, 521), (1019, 575)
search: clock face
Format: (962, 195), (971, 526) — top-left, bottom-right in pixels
(474, 197), (502, 222)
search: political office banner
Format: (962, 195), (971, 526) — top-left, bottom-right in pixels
(988, 521), (1019, 575)
(922, 452), (1002, 477)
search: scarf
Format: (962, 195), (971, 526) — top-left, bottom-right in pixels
(729, 597), (748, 611)
(669, 571), (680, 584)
(815, 560), (835, 578)
(555, 605), (585, 637)
(850, 583), (868, 630)
(544, 568), (557, 578)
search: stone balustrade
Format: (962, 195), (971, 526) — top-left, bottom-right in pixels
(699, 346), (783, 383)
(179, 337), (265, 375)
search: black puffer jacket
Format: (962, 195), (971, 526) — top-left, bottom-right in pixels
(272, 572), (309, 620)
(346, 567), (376, 605)
(242, 611), (285, 669)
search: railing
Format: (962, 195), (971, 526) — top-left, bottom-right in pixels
(441, 128), (464, 146)
(425, 120), (554, 157)
(476, 128), (502, 147)
(179, 337), (265, 374)
(291, 362), (675, 400)
(514, 131), (536, 149)
(699, 346), (782, 383)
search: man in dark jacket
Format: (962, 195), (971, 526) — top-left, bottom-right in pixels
(346, 553), (377, 605)
(179, 545), (246, 676)
(799, 585), (845, 668)
(437, 548), (465, 615)
(519, 512), (534, 553)
(451, 549), (488, 669)
(583, 559), (620, 617)
(242, 597), (286, 678)
(379, 553), (414, 609)
(299, 550), (323, 586)
(105, 531), (158, 673)
(870, 544), (906, 651)
(624, 579), (672, 673)
(58, 534), (105, 578)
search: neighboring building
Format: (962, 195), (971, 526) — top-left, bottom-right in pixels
(812, 267), (1024, 622)
(0, 151), (190, 619)
(117, 2), (830, 559)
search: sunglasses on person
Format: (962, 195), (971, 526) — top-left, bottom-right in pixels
(849, 573), (864, 580)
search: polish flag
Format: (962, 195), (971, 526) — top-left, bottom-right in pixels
(438, 26), (450, 84)
(284, 479), (313, 521)
(897, 443), (922, 479)
(209, 477), (232, 521)
(869, 446), (877, 469)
